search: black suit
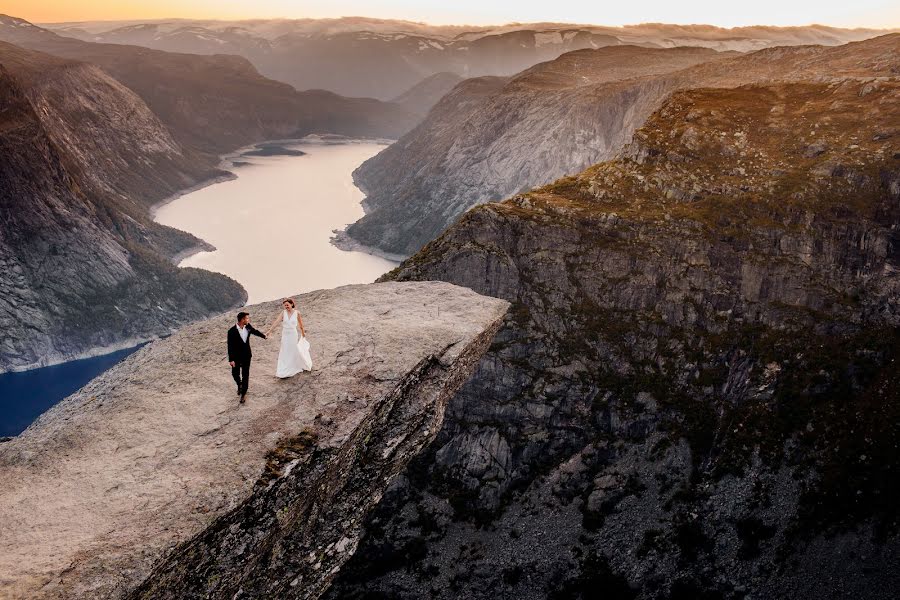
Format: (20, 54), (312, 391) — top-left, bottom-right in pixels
(227, 323), (266, 395)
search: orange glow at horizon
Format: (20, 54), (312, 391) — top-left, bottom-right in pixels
(3, 0), (899, 29)
(2, 1), (246, 23)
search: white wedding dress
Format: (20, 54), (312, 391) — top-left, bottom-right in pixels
(276, 309), (312, 378)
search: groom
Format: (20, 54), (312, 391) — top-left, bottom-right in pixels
(227, 311), (267, 403)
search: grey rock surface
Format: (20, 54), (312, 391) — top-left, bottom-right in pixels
(0, 281), (508, 599)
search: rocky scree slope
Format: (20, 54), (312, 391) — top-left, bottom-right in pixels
(344, 34), (900, 257)
(0, 282), (509, 599)
(326, 78), (900, 598)
(0, 42), (244, 371)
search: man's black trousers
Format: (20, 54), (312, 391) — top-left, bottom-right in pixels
(232, 360), (250, 394)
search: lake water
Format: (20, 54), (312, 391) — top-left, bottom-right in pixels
(0, 346), (143, 437)
(154, 139), (397, 303)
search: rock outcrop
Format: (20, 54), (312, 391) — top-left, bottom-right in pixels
(343, 34), (900, 257)
(326, 77), (900, 597)
(0, 282), (509, 599)
(0, 42), (244, 372)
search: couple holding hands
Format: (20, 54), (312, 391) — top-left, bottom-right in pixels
(226, 298), (311, 403)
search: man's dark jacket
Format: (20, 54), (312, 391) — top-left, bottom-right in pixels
(227, 324), (266, 364)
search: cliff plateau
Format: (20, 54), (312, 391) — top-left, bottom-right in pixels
(0, 282), (509, 599)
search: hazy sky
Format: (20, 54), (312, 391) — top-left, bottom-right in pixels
(6, 0), (900, 28)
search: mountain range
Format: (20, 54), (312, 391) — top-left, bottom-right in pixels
(0, 15), (417, 154)
(41, 18), (896, 100)
(343, 34), (900, 257)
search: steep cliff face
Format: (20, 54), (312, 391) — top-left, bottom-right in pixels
(0, 43), (244, 371)
(343, 46), (728, 256)
(2, 42), (215, 207)
(327, 79), (900, 597)
(344, 34), (900, 257)
(0, 282), (508, 599)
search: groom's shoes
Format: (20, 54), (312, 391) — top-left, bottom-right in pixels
(239, 391), (246, 404)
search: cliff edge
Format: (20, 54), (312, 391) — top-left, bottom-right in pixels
(0, 281), (508, 599)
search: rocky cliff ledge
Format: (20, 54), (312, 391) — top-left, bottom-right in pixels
(0, 282), (508, 599)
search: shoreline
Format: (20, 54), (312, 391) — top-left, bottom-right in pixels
(330, 229), (407, 264)
(168, 241), (216, 266)
(155, 135), (396, 268)
(150, 135), (395, 218)
(0, 337), (152, 376)
(150, 171), (238, 218)
(328, 145), (407, 263)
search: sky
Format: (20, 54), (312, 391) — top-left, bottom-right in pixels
(4, 0), (899, 29)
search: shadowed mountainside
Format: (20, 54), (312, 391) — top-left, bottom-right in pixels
(0, 41), (245, 371)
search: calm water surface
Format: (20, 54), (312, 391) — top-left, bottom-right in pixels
(155, 139), (397, 303)
(0, 346), (142, 437)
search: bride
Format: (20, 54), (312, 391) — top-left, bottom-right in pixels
(264, 298), (312, 378)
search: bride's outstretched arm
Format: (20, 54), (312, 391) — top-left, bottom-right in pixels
(264, 311), (282, 337)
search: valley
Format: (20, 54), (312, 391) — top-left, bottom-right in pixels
(0, 16), (418, 373)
